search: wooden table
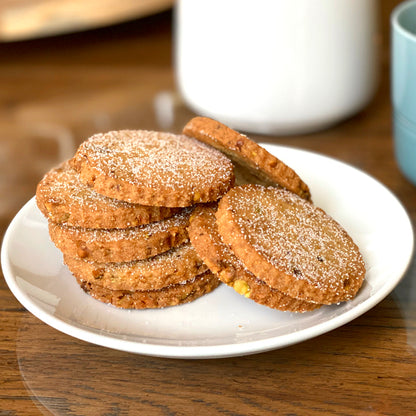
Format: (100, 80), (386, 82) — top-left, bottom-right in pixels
(1, 1), (415, 414)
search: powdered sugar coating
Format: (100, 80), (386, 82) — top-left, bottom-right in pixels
(188, 204), (320, 312)
(36, 161), (177, 228)
(39, 162), (131, 209)
(71, 130), (235, 206)
(56, 207), (193, 244)
(64, 242), (208, 291)
(49, 207), (193, 263)
(216, 185), (366, 304)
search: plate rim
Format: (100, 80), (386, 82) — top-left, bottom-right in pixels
(2, 144), (414, 359)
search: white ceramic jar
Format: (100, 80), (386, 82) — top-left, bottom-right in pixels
(175, 0), (379, 135)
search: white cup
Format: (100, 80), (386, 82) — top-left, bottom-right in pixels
(175, 0), (379, 135)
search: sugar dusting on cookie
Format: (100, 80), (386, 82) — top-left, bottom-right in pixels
(188, 204), (321, 312)
(239, 187), (364, 290)
(78, 130), (233, 190)
(56, 206), (194, 244)
(64, 243), (208, 292)
(69, 130), (235, 206)
(216, 184), (366, 304)
(36, 161), (178, 228)
(38, 161), (131, 210)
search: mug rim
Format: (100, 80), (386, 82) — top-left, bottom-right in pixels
(392, 0), (416, 41)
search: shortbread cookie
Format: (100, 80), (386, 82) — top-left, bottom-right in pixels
(76, 270), (220, 309)
(70, 130), (235, 207)
(49, 207), (193, 262)
(183, 117), (311, 200)
(216, 185), (365, 305)
(188, 204), (320, 312)
(63, 243), (207, 291)
(36, 161), (179, 228)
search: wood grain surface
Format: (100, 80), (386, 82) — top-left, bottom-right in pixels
(1, 2), (416, 415)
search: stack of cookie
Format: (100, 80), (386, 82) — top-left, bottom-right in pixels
(36, 130), (235, 309)
(36, 119), (366, 312)
(184, 117), (366, 312)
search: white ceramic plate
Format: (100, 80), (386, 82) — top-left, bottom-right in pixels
(2, 145), (414, 359)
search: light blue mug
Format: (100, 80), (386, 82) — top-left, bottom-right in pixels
(392, 0), (416, 186)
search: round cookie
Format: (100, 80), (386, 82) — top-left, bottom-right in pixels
(49, 207), (193, 263)
(183, 116), (311, 200)
(188, 204), (320, 312)
(76, 270), (220, 309)
(36, 161), (179, 228)
(63, 243), (207, 291)
(215, 185), (366, 305)
(70, 130), (235, 207)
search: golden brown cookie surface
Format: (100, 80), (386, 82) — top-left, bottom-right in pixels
(188, 204), (320, 312)
(36, 161), (179, 228)
(216, 185), (366, 305)
(49, 206), (193, 262)
(183, 117), (311, 200)
(70, 130), (235, 207)
(64, 242), (207, 291)
(76, 270), (220, 309)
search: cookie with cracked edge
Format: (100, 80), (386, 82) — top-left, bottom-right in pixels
(70, 130), (235, 207)
(48, 206), (193, 263)
(36, 161), (179, 228)
(76, 270), (220, 309)
(188, 204), (320, 312)
(215, 185), (366, 305)
(183, 116), (311, 200)
(63, 242), (207, 291)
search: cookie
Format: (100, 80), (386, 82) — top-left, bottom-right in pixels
(48, 207), (193, 263)
(183, 116), (311, 200)
(36, 161), (179, 228)
(63, 242), (207, 291)
(188, 204), (320, 312)
(76, 270), (220, 309)
(215, 185), (366, 305)
(70, 130), (235, 207)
